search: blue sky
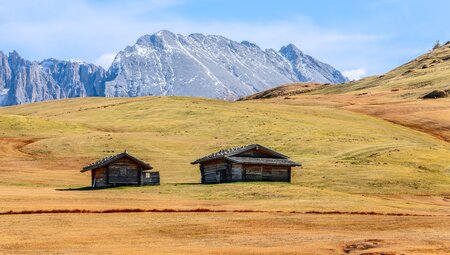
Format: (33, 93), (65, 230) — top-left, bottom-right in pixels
(1, 0), (449, 80)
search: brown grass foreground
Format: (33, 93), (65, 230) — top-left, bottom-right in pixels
(1, 213), (449, 254)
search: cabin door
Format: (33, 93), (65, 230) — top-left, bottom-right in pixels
(216, 171), (220, 183)
(215, 169), (226, 183)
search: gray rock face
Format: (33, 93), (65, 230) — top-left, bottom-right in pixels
(279, 44), (347, 84)
(105, 30), (347, 100)
(0, 51), (105, 106)
(0, 51), (12, 105)
(0, 30), (348, 105)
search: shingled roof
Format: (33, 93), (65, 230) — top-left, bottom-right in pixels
(191, 144), (300, 166)
(81, 151), (152, 172)
(226, 156), (300, 166)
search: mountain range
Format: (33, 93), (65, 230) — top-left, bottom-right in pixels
(0, 30), (347, 106)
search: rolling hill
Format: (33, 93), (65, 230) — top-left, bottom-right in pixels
(242, 43), (450, 142)
(0, 46), (449, 255)
(0, 94), (449, 255)
(0, 96), (449, 196)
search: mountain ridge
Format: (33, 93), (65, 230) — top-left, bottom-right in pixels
(105, 30), (347, 100)
(0, 30), (348, 105)
(0, 50), (105, 106)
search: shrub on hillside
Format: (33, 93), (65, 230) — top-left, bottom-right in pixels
(433, 40), (441, 50)
(422, 90), (448, 99)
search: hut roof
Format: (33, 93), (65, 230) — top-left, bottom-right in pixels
(81, 151), (152, 172)
(226, 156), (301, 166)
(191, 144), (300, 165)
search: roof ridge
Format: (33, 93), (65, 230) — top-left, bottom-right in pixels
(225, 156), (301, 166)
(81, 151), (152, 172)
(191, 144), (274, 164)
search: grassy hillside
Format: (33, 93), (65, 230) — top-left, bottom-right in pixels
(1, 95), (449, 255)
(243, 43), (450, 101)
(241, 45), (450, 143)
(240, 82), (326, 100)
(0, 96), (449, 196)
(317, 43), (450, 98)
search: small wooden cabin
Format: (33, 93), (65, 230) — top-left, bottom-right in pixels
(81, 151), (160, 188)
(191, 144), (301, 184)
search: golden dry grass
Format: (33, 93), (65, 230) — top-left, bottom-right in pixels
(1, 96), (449, 194)
(1, 213), (449, 255)
(0, 93), (449, 253)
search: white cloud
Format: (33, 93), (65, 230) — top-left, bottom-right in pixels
(94, 53), (117, 69)
(0, 0), (392, 75)
(342, 68), (367, 81)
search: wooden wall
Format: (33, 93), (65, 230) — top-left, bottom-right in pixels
(92, 167), (107, 187)
(230, 163), (243, 182)
(108, 158), (141, 185)
(89, 158), (160, 187)
(143, 172), (160, 185)
(244, 165), (290, 182)
(200, 160), (291, 184)
(235, 148), (274, 158)
(201, 159), (228, 184)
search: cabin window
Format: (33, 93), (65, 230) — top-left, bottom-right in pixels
(119, 167), (127, 176)
(145, 172), (151, 179)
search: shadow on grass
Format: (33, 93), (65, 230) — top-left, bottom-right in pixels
(171, 182), (202, 186)
(172, 182), (292, 186)
(55, 182), (285, 191)
(55, 186), (96, 191)
(56, 183), (168, 191)
(55, 186), (136, 191)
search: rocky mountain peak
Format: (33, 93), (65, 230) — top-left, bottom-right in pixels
(1, 30), (347, 105)
(104, 30), (347, 100)
(155, 29), (177, 38)
(241, 41), (261, 50)
(137, 30), (179, 49)
(279, 43), (304, 58)
(0, 51), (106, 106)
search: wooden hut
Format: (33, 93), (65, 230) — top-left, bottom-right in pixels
(191, 144), (300, 184)
(81, 151), (160, 188)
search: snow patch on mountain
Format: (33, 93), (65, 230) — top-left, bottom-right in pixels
(105, 30), (347, 100)
(0, 30), (348, 105)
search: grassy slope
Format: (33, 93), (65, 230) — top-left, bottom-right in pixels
(317, 43), (450, 98)
(1, 93), (449, 255)
(0, 96), (449, 197)
(241, 45), (450, 142)
(242, 44), (450, 100)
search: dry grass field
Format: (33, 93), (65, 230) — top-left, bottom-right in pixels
(1, 45), (450, 255)
(0, 94), (449, 254)
(1, 213), (449, 255)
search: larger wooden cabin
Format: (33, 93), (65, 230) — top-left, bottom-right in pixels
(191, 144), (301, 184)
(81, 151), (160, 188)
